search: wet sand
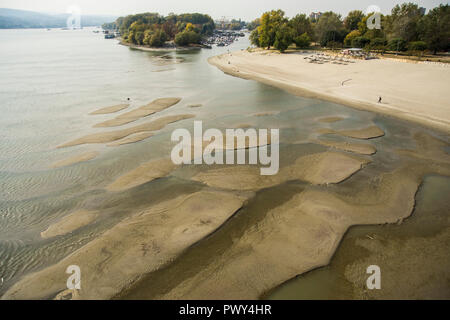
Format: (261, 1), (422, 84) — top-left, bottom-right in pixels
(41, 210), (98, 239)
(115, 127), (449, 299)
(2, 191), (247, 300)
(107, 132), (154, 147)
(186, 131), (273, 162)
(4, 125), (449, 300)
(58, 114), (194, 148)
(106, 158), (176, 192)
(318, 116), (345, 123)
(268, 175), (450, 299)
(119, 163), (430, 300)
(94, 98), (181, 128)
(192, 151), (370, 190)
(318, 125), (385, 140)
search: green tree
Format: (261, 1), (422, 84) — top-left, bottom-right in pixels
(174, 30), (201, 46)
(388, 38), (407, 51)
(247, 18), (260, 31)
(358, 14), (386, 40)
(408, 40), (427, 51)
(135, 31), (145, 45)
(117, 12), (215, 43)
(149, 30), (167, 47)
(371, 37), (387, 51)
(258, 10), (288, 49)
(143, 29), (152, 45)
(185, 22), (194, 32)
(344, 10), (364, 31)
(289, 14), (313, 39)
(250, 28), (260, 46)
(274, 22), (294, 52)
(344, 30), (361, 46)
(386, 3), (424, 42)
(418, 4), (450, 54)
(294, 32), (311, 48)
(351, 36), (370, 48)
(314, 11), (346, 47)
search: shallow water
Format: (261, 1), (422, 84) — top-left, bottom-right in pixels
(267, 175), (450, 299)
(0, 28), (448, 298)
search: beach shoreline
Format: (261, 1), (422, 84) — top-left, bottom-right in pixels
(208, 49), (450, 133)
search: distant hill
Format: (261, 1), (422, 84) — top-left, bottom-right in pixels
(0, 8), (116, 28)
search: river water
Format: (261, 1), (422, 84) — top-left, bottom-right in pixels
(0, 28), (448, 298)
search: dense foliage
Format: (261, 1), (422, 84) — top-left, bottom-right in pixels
(112, 12), (214, 47)
(250, 3), (450, 54)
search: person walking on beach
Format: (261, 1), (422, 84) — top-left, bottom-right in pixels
(378, 96), (382, 103)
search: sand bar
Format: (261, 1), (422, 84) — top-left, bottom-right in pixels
(209, 50), (450, 133)
(41, 210), (98, 239)
(58, 114), (194, 148)
(94, 98), (181, 128)
(319, 124), (385, 140)
(106, 158), (176, 192)
(107, 132), (154, 147)
(141, 165), (422, 299)
(2, 191), (246, 299)
(192, 151), (370, 190)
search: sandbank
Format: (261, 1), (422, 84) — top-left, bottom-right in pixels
(94, 98), (181, 128)
(209, 50), (450, 133)
(41, 210), (98, 239)
(58, 114), (194, 148)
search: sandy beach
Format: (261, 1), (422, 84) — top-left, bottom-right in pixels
(209, 50), (450, 133)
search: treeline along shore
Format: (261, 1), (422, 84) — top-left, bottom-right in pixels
(247, 3), (449, 55)
(103, 12), (215, 48)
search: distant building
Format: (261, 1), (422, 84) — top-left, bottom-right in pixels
(419, 7), (426, 15)
(309, 12), (322, 22)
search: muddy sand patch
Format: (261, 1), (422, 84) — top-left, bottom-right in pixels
(58, 114), (194, 148)
(3, 190), (247, 300)
(41, 210), (98, 239)
(192, 151), (370, 190)
(94, 98), (181, 128)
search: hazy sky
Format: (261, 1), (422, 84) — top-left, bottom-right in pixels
(0, 0), (448, 20)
